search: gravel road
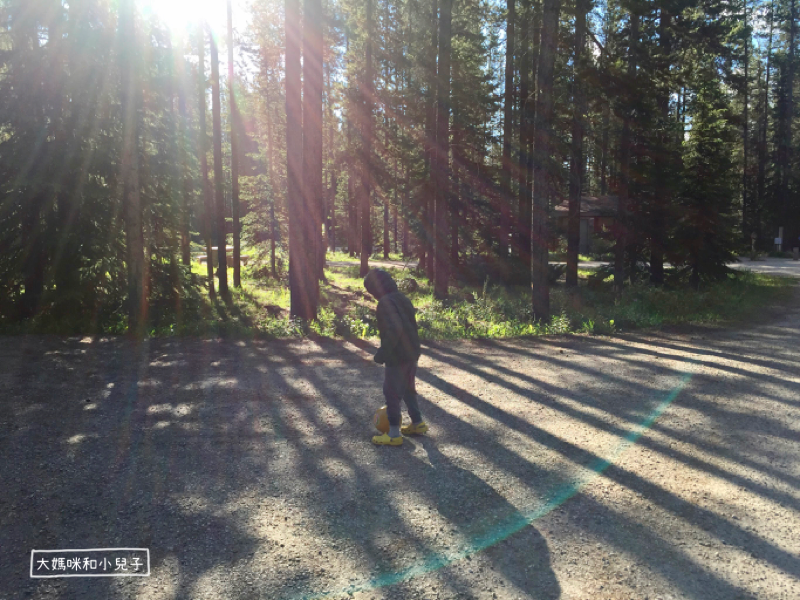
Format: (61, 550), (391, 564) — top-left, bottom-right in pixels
(330, 255), (800, 277)
(1, 287), (799, 600)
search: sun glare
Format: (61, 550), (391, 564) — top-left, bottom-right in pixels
(140, 0), (229, 34)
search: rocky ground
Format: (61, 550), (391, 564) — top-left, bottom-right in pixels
(1, 287), (799, 600)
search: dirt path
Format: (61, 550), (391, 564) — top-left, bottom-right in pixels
(326, 258), (417, 271)
(1, 289), (799, 600)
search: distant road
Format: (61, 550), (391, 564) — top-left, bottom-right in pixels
(327, 256), (800, 277)
(729, 256), (800, 277)
(557, 257), (800, 277)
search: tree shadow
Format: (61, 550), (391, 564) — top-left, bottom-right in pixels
(412, 437), (560, 599)
(1, 328), (798, 600)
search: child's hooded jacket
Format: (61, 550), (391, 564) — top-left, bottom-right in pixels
(363, 269), (421, 366)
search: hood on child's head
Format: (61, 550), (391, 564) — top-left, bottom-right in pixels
(364, 269), (398, 299)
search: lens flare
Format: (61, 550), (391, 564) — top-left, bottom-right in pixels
(139, 0), (229, 34)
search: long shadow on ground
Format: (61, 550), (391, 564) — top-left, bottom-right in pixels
(0, 319), (798, 599)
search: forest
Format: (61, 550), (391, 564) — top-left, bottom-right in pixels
(1, 0), (798, 336)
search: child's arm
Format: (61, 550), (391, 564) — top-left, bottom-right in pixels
(375, 299), (404, 363)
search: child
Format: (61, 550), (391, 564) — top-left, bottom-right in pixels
(364, 269), (427, 446)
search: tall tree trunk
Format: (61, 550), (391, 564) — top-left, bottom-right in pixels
(518, 0), (532, 272)
(757, 3), (774, 243)
(384, 101), (390, 260)
(599, 9), (611, 197)
(424, 0), (439, 280)
(360, 0), (375, 277)
(402, 163), (410, 256)
(177, 43), (192, 267)
(393, 204), (398, 254)
(650, 7), (671, 285)
(450, 157), (460, 273)
(265, 72), (279, 278)
(600, 101), (609, 195)
(384, 197), (390, 258)
(742, 0), (749, 239)
(227, 1), (241, 287)
(120, 0), (145, 332)
(566, 0), (587, 288)
(304, 0), (324, 292)
(51, 3), (78, 307)
(778, 0), (795, 242)
(328, 68), (337, 254)
(392, 113), (399, 256)
(210, 29), (228, 296)
(500, 0), (515, 261)
(524, 0), (540, 262)
(344, 35), (358, 259)
(330, 169), (338, 252)
(286, 0), (313, 318)
(530, 0), (561, 320)
(433, 0), (453, 299)
(165, 36), (181, 303)
(166, 36), (182, 306)
(348, 109), (358, 257)
(197, 23), (215, 296)
(615, 11), (638, 291)
(323, 65), (340, 253)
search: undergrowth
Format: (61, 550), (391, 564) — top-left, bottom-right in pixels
(2, 256), (794, 340)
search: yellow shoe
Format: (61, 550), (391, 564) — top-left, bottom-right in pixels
(400, 421), (429, 435)
(372, 433), (403, 446)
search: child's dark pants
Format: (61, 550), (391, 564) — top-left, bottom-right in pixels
(384, 361), (421, 427)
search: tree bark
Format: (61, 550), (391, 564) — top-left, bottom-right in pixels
(392, 118), (398, 256)
(424, 0), (439, 281)
(209, 28), (228, 296)
(286, 0), (313, 318)
(177, 41), (192, 267)
(500, 0), (515, 261)
(530, 0), (561, 320)
(650, 7), (671, 285)
(518, 0), (532, 272)
(402, 163), (410, 256)
(741, 0), (749, 238)
(227, 1), (241, 287)
(360, 0), (375, 277)
(778, 0), (795, 241)
(265, 71), (279, 278)
(348, 111), (358, 256)
(451, 160), (460, 273)
(433, 0), (453, 299)
(757, 3), (774, 243)
(120, 0), (145, 332)
(384, 197), (390, 258)
(566, 0), (587, 288)
(197, 23), (215, 296)
(304, 0), (324, 291)
(614, 11), (638, 292)
(328, 67), (337, 254)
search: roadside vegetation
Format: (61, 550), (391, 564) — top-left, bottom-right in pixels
(3, 254), (793, 340)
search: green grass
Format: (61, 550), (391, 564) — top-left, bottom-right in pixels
(327, 250), (415, 265)
(2, 256), (794, 339)
(232, 264), (794, 340)
(548, 253), (597, 263)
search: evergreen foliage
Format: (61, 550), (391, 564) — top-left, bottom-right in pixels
(0, 0), (797, 333)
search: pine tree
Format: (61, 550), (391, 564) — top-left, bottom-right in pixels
(210, 27), (228, 296)
(120, 0), (145, 332)
(530, 0), (561, 320)
(197, 22), (215, 296)
(677, 65), (738, 287)
(228, 0), (242, 287)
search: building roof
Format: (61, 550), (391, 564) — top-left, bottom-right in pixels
(553, 195), (618, 218)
